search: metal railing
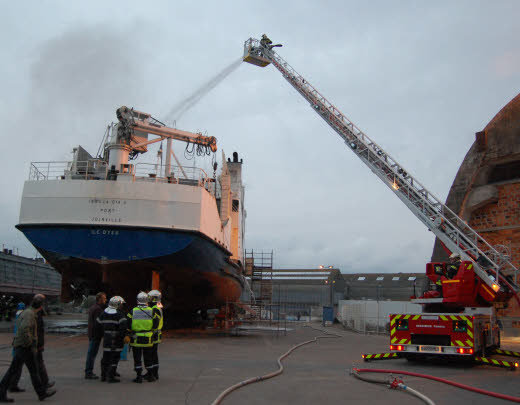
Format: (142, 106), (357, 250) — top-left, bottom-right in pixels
(28, 160), (212, 189)
(29, 160), (108, 181)
(133, 163), (212, 188)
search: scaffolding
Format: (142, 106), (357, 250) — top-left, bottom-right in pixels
(245, 250), (273, 313)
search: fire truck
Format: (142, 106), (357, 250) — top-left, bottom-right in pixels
(242, 36), (520, 367)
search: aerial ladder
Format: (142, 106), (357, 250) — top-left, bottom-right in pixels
(242, 37), (518, 302)
(243, 36), (520, 367)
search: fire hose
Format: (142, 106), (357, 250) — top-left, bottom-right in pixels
(210, 326), (341, 405)
(351, 368), (435, 405)
(209, 324), (520, 404)
(352, 368), (520, 403)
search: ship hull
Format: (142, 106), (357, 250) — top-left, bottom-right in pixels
(16, 224), (243, 314)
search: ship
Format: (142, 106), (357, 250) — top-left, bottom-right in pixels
(16, 106), (246, 322)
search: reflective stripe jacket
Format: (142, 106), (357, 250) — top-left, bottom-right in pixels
(94, 308), (127, 351)
(127, 305), (157, 347)
(152, 305), (163, 344)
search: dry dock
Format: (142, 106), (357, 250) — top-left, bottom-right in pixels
(0, 323), (518, 404)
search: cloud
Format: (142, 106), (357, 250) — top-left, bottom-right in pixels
(493, 50), (520, 79)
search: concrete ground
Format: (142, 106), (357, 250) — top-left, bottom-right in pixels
(0, 323), (519, 404)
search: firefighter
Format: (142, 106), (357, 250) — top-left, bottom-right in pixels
(260, 34), (272, 48)
(95, 296), (127, 383)
(127, 292), (156, 383)
(148, 290), (163, 380)
(447, 253), (462, 279)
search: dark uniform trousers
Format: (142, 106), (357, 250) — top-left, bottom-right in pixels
(0, 347), (45, 397)
(151, 344), (159, 376)
(101, 349), (121, 379)
(132, 347), (153, 375)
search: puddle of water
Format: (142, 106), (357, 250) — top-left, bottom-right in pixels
(46, 320), (87, 334)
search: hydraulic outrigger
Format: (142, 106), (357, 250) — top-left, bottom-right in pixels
(242, 35), (520, 370)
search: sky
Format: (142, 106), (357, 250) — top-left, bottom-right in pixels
(1, 1), (519, 274)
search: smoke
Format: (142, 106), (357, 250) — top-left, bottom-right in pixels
(162, 57), (242, 124)
(28, 24), (149, 154)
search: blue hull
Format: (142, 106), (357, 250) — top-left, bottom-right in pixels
(16, 224), (243, 314)
(21, 226), (195, 262)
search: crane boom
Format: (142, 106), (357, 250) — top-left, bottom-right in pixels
(116, 106), (217, 152)
(243, 37), (518, 296)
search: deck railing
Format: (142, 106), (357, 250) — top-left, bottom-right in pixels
(28, 161), (212, 189)
(133, 163), (211, 187)
(29, 160), (108, 181)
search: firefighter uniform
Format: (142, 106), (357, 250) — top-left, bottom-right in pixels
(151, 302), (163, 379)
(127, 299), (157, 383)
(447, 263), (460, 279)
(95, 297), (127, 383)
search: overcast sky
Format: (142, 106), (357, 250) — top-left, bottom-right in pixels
(1, 1), (519, 274)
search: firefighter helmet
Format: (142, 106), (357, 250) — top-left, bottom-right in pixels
(108, 296), (125, 309)
(136, 292), (149, 305)
(148, 290), (162, 303)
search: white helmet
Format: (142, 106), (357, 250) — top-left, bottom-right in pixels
(148, 290), (162, 303)
(136, 291), (149, 305)
(109, 296), (125, 309)
(449, 253), (461, 261)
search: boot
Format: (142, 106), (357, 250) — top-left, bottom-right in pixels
(154, 367), (159, 380)
(107, 367), (120, 383)
(38, 389), (56, 401)
(100, 370), (106, 382)
(143, 372), (156, 382)
(132, 372), (143, 384)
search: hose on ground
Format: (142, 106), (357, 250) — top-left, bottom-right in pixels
(351, 368), (435, 405)
(353, 368), (520, 403)
(399, 384), (436, 405)
(210, 325), (341, 405)
(351, 368), (389, 385)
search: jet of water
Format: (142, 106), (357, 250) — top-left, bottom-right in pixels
(162, 57), (242, 124)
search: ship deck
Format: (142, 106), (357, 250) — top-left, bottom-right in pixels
(0, 319), (518, 404)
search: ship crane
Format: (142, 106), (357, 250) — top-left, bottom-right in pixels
(107, 106), (217, 177)
(242, 36), (519, 307)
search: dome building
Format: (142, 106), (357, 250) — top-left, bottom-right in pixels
(432, 93), (520, 315)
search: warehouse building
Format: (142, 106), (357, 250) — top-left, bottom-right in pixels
(343, 272), (430, 301)
(0, 249), (61, 298)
